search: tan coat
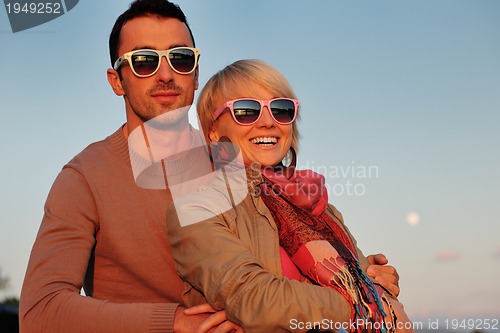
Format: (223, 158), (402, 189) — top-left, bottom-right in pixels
(168, 167), (371, 333)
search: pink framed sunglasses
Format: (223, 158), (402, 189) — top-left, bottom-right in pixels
(213, 98), (299, 126)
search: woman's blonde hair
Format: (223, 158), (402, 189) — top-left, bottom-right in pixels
(197, 59), (300, 152)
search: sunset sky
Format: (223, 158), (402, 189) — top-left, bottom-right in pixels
(1, 0), (499, 325)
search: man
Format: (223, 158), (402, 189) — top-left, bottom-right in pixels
(19, 1), (399, 332)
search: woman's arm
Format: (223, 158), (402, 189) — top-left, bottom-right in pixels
(168, 195), (351, 333)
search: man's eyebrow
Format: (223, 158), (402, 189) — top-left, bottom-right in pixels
(131, 45), (155, 51)
(131, 44), (189, 51)
(169, 43), (190, 48)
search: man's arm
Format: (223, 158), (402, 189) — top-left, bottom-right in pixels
(20, 168), (179, 333)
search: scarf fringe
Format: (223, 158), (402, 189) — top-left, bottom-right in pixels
(308, 255), (394, 333)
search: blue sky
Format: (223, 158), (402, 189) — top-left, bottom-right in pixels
(1, 0), (499, 324)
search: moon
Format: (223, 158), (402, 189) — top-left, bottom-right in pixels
(406, 212), (420, 226)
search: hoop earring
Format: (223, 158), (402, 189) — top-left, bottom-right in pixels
(274, 147), (296, 179)
(211, 136), (238, 169)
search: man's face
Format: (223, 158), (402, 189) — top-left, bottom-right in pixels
(114, 16), (198, 129)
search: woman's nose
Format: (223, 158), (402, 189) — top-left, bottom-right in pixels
(256, 106), (275, 128)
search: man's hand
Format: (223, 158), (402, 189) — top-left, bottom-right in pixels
(182, 303), (243, 333)
(366, 253), (400, 297)
(174, 306), (211, 333)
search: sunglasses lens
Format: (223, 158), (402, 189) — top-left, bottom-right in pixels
(270, 99), (296, 124)
(232, 100), (262, 124)
(131, 51), (159, 76)
(169, 48), (196, 73)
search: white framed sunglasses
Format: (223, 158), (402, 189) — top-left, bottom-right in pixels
(113, 47), (200, 77)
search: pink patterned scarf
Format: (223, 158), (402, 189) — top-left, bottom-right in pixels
(259, 168), (393, 333)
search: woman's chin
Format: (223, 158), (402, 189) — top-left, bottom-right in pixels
(249, 157), (283, 168)
(243, 147), (287, 167)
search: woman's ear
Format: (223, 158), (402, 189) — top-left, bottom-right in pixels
(107, 68), (125, 96)
(209, 128), (219, 142)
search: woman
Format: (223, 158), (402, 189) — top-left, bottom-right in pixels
(167, 59), (413, 333)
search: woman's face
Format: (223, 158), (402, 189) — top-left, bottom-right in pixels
(210, 86), (293, 166)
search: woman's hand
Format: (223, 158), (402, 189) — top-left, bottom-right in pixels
(185, 303), (243, 333)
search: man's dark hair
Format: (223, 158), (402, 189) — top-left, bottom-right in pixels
(109, 0), (195, 66)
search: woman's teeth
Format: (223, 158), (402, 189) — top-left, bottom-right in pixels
(251, 137), (277, 145)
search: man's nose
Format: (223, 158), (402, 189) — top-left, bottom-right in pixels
(156, 56), (175, 82)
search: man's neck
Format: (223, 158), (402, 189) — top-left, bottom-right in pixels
(126, 115), (194, 161)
